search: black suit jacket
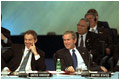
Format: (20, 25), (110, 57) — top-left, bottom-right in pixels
(76, 31), (102, 64)
(1, 27), (12, 47)
(97, 21), (110, 29)
(97, 21), (113, 42)
(1, 44), (46, 71)
(54, 47), (102, 71)
(97, 27), (113, 50)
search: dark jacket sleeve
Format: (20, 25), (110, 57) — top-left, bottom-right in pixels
(1, 27), (12, 47)
(54, 49), (73, 71)
(78, 47), (103, 72)
(31, 49), (46, 71)
(54, 51), (67, 71)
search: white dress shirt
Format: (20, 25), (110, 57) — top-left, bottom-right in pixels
(69, 47), (87, 70)
(89, 25), (98, 33)
(2, 46), (40, 72)
(15, 47), (40, 71)
(1, 38), (8, 48)
(78, 33), (87, 47)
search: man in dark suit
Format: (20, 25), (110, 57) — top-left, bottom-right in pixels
(87, 9), (111, 29)
(86, 9), (113, 40)
(85, 13), (113, 56)
(76, 18), (102, 65)
(85, 13), (113, 70)
(1, 30), (46, 72)
(1, 27), (12, 47)
(54, 30), (107, 73)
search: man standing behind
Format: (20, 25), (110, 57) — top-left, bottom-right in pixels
(54, 30), (107, 73)
(85, 13), (113, 56)
(1, 30), (46, 72)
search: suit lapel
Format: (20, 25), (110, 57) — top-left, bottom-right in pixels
(64, 49), (72, 60)
(64, 48), (73, 66)
(85, 32), (90, 46)
(77, 47), (89, 68)
(18, 45), (25, 63)
(76, 32), (79, 47)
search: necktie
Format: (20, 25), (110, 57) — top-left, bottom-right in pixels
(80, 36), (83, 48)
(72, 49), (77, 70)
(19, 50), (31, 71)
(91, 28), (95, 32)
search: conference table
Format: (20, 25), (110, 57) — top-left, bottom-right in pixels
(1, 71), (119, 79)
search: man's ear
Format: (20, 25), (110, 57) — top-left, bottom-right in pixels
(74, 38), (77, 44)
(34, 39), (37, 43)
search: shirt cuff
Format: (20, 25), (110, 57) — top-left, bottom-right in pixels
(3, 38), (8, 44)
(2, 67), (11, 74)
(65, 67), (69, 71)
(34, 54), (40, 60)
(2, 67), (9, 71)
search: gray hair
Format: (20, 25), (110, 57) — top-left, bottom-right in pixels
(80, 18), (90, 27)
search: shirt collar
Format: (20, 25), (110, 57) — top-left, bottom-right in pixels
(25, 46), (29, 52)
(69, 47), (77, 54)
(79, 32), (87, 38)
(90, 25), (97, 31)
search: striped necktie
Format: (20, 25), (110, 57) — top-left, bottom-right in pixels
(19, 50), (31, 71)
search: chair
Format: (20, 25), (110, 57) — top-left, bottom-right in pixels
(110, 28), (118, 44)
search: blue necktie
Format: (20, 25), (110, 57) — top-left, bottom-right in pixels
(19, 50), (31, 71)
(72, 49), (77, 70)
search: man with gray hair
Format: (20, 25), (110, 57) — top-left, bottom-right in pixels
(76, 18), (103, 65)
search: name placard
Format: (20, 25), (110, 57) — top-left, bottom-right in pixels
(28, 73), (53, 77)
(90, 73), (111, 77)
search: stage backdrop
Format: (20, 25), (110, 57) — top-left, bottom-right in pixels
(1, 1), (119, 35)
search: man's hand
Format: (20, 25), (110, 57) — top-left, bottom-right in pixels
(1, 33), (6, 40)
(66, 66), (75, 73)
(106, 48), (110, 55)
(100, 66), (108, 72)
(29, 43), (38, 56)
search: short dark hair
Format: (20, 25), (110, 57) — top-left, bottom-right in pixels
(87, 9), (98, 16)
(85, 13), (97, 22)
(62, 31), (77, 40)
(24, 30), (37, 40)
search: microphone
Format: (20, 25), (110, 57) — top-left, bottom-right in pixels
(88, 50), (93, 71)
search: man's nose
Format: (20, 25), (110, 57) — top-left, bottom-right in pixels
(26, 40), (29, 43)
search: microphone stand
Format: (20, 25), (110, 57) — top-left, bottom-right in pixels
(81, 49), (92, 77)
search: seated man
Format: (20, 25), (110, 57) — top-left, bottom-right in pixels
(1, 30), (46, 72)
(54, 30), (107, 73)
(76, 18), (102, 65)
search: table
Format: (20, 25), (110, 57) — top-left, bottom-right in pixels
(1, 71), (119, 79)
